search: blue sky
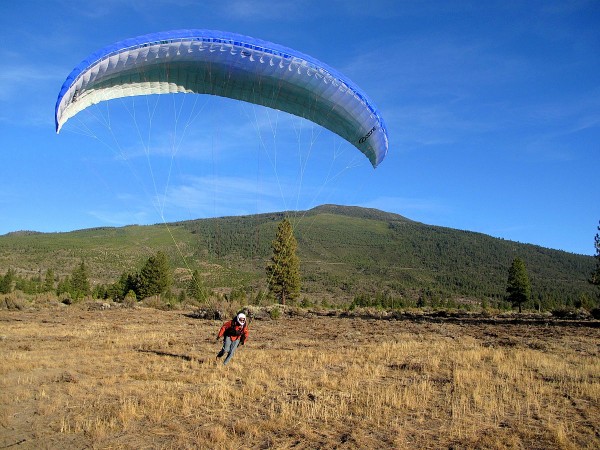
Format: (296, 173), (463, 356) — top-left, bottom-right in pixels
(1, 0), (598, 255)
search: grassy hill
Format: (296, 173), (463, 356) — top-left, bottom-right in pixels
(0, 204), (596, 309)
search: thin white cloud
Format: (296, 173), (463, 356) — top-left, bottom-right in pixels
(495, 91), (600, 162)
(85, 174), (295, 226)
(87, 208), (152, 227)
(343, 35), (532, 99)
(163, 174), (306, 216)
(65, 96), (343, 174)
(521, 93), (600, 132)
(0, 63), (63, 101)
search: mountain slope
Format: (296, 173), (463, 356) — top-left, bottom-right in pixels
(0, 205), (595, 307)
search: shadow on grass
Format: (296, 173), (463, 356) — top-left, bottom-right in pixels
(137, 348), (206, 363)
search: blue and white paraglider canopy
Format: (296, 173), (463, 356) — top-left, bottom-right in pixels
(55, 29), (388, 168)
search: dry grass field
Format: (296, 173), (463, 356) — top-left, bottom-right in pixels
(1, 304), (599, 449)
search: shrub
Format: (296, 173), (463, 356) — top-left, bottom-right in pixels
(269, 307), (281, 320)
(1, 294), (25, 310)
(251, 290), (268, 306)
(123, 290), (137, 307)
(207, 298), (241, 320)
(300, 297), (312, 308)
(142, 295), (169, 310)
(229, 286), (248, 303)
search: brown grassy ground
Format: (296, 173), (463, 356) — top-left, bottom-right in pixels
(1, 305), (598, 449)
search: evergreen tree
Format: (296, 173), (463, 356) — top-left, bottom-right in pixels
(136, 251), (172, 299)
(188, 269), (208, 302)
(15, 276), (40, 294)
(43, 268), (55, 292)
(107, 271), (137, 301)
(70, 260), (90, 299)
(56, 277), (71, 297)
(506, 257), (531, 313)
(266, 218), (300, 305)
(0, 268), (15, 294)
(92, 283), (108, 300)
(590, 221), (600, 299)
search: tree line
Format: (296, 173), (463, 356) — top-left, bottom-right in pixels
(1, 218), (599, 314)
(0, 220), (300, 307)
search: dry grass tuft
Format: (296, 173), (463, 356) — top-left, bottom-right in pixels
(0, 307), (598, 449)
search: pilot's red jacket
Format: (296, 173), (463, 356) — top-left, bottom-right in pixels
(218, 320), (249, 344)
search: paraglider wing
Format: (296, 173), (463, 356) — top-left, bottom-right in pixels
(55, 30), (388, 167)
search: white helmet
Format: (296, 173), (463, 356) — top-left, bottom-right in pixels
(237, 313), (247, 324)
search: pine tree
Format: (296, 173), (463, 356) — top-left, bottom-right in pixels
(107, 272), (127, 301)
(43, 268), (55, 292)
(136, 251), (172, 299)
(506, 257), (531, 313)
(266, 218), (300, 305)
(188, 269), (208, 302)
(0, 268), (15, 294)
(70, 260), (90, 299)
(56, 277), (71, 297)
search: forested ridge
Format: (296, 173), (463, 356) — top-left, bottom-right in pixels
(0, 204), (596, 310)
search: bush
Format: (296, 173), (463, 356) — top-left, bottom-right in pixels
(123, 290), (137, 307)
(300, 297), (312, 308)
(269, 307), (281, 320)
(1, 294), (25, 310)
(207, 298), (242, 320)
(551, 308), (590, 320)
(229, 286), (248, 303)
(551, 308), (574, 319)
(251, 290), (268, 306)
(191, 306), (224, 320)
(142, 295), (169, 310)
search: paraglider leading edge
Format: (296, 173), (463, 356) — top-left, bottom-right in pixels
(55, 29), (388, 167)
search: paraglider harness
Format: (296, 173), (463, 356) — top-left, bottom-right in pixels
(224, 316), (247, 343)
